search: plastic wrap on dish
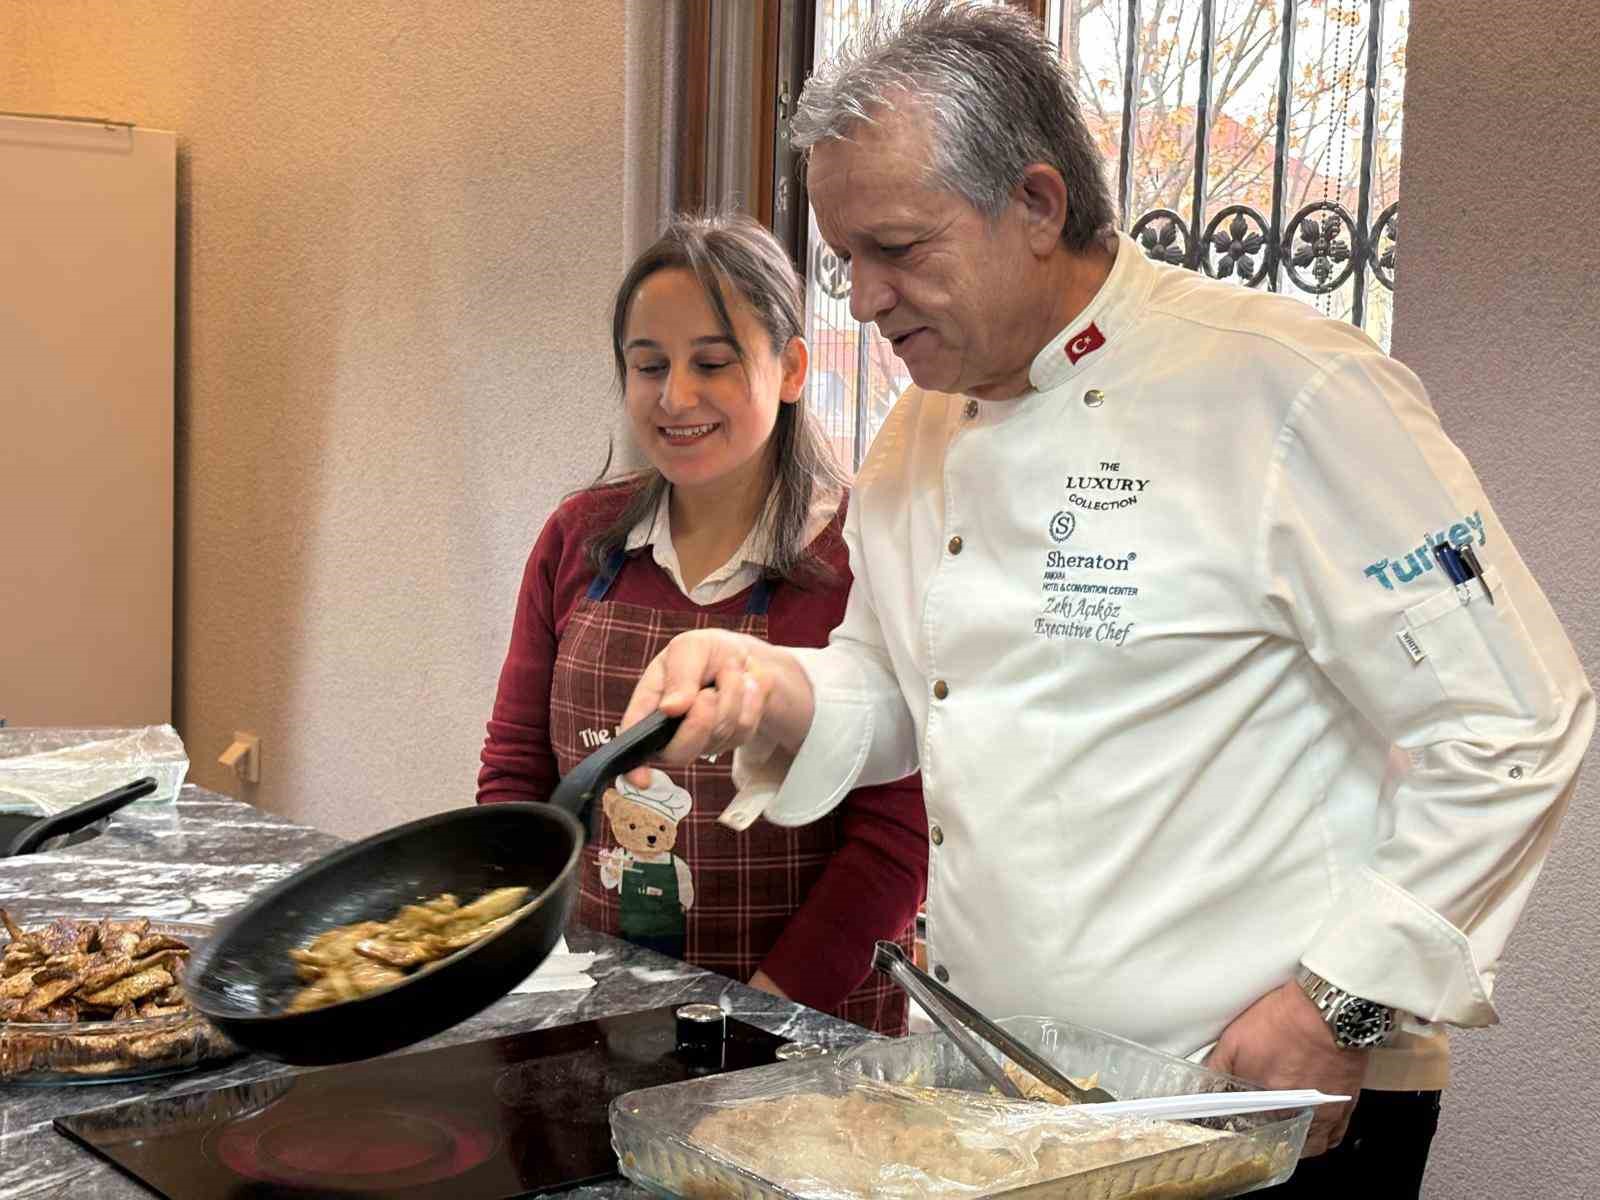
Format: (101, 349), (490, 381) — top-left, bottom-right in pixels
(0, 725), (189, 816)
(612, 1015), (1309, 1199)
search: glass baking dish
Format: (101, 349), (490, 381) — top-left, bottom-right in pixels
(611, 1014), (1310, 1199)
(1, 920), (240, 1085)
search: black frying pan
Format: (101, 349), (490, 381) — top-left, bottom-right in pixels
(0, 778), (157, 857)
(185, 711), (680, 1065)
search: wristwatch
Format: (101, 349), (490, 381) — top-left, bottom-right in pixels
(1295, 966), (1396, 1049)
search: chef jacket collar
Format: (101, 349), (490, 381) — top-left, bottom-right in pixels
(1026, 231), (1156, 394)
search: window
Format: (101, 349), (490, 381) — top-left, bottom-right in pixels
(801, 0), (1408, 466)
(803, 2), (924, 469)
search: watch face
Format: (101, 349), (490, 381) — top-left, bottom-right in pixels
(1333, 998), (1394, 1048)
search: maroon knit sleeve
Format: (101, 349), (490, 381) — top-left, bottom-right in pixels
(476, 506), (574, 805)
(757, 774), (927, 1011)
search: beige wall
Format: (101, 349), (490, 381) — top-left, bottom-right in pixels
(4, 2), (629, 835)
(1396, 3), (1599, 1195)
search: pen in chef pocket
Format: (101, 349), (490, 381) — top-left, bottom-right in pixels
(1457, 543), (1494, 604)
(1430, 541), (1469, 587)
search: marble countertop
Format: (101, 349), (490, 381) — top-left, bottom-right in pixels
(0, 785), (871, 1199)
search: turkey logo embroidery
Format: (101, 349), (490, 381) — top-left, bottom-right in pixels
(1064, 322), (1105, 364)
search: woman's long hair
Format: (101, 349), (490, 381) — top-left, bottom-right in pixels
(585, 212), (848, 586)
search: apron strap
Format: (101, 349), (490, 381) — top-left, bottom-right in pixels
(586, 546), (629, 601)
(745, 575), (775, 615)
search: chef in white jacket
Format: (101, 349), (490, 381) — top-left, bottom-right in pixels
(621, 3), (1593, 1191)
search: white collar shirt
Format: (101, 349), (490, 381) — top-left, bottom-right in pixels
(733, 232), (1593, 1063)
(625, 484), (840, 605)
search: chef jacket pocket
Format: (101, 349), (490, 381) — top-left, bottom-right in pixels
(1401, 566), (1560, 738)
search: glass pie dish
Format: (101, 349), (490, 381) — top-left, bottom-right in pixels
(0, 919), (241, 1085)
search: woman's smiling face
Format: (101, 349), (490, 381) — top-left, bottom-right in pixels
(622, 267), (805, 495)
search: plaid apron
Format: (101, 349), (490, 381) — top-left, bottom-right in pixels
(550, 548), (910, 1035)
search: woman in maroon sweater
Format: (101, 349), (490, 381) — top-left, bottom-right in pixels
(478, 214), (925, 1034)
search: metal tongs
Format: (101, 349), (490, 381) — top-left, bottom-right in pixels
(872, 940), (1116, 1105)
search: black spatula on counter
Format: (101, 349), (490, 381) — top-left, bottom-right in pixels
(1, 777), (157, 857)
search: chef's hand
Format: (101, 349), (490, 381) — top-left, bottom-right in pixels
(1205, 981), (1366, 1159)
(618, 629), (815, 785)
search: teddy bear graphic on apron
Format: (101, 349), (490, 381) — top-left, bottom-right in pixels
(596, 769), (695, 958)
(548, 544), (910, 1034)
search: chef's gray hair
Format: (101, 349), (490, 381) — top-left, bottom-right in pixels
(791, 0), (1114, 251)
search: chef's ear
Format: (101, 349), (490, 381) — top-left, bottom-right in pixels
(602, 788), (621, 822)
(1013, 163), (1070, 257)
(778, 335), (809, 405)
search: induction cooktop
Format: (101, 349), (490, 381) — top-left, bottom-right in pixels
(56, 1004), (787, 1198)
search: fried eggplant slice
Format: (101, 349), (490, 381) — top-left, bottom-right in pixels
(82, 967), (172, 1009)
(19, 971), (83, 1015)
(97, 918), (150, 959)
(429, 908), (526, 953)
(345, 959), (407, 992)
(36, 918), (84, 958)
(136, 1000), (187, 1018)
(0, 970), (39, 1000)
(38, 951), (91, 978)
(78, 955), (138, 994)
(282, 886), (532, 1013)
(1, 946), (43, 977)
(353, 937), (436, 969)
(131, 948), (186, 977)
(306, 921), (386, 959)
(0, 909), (26, 943)
(440, 887), (530, 933)
(132, 933), (189, 958)
(284, 977), (340, 1014)
(389, 903), (456, 938)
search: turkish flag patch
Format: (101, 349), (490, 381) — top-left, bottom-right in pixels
(1064, 322), (1105, 364)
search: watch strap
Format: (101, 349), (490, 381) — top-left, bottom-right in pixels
(1296, 966), (1396, 1048)
(1295, 965), (1341, 1011)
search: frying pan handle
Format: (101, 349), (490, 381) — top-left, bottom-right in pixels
(4, 777), (158, 857)
(547, 710), (683, 828)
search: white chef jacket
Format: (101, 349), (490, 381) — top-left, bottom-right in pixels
(734, 232), (1594, 1064)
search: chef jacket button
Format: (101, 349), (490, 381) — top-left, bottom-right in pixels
(930, 824), (944, 846)
(933, 679), (949, 700)
(1509, 765), (1524, 779)
(947, 535), (964, 555)
(934, 964), (950, 983)
(1083, 389), (1105, 408)
(963, 399), (979, 420)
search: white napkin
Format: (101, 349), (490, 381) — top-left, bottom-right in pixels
(509, 936), (598, 994)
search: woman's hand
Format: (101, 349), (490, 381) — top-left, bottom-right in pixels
(618, 629), (815, 785)
(748, 969), (790, 999)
